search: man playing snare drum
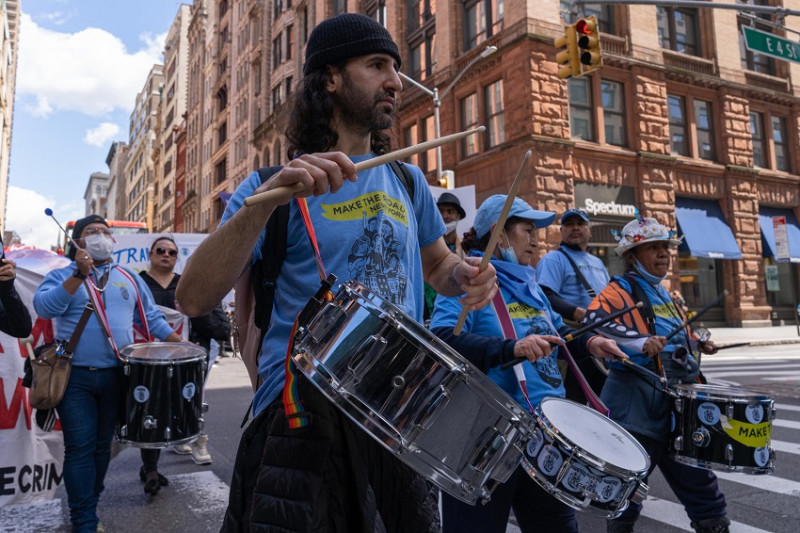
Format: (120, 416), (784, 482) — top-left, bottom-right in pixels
(177, 13), (497, 532)
(586, 217), (729, 533)
(33, 215), (182, 533)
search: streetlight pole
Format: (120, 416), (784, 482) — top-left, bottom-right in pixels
(399, 45), (497, 184)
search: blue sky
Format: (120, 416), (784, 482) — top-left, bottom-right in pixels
(7, 0), (186, 249)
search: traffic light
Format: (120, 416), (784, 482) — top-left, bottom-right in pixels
(576, 16), (602, 72)
(554, 24), (580, 79)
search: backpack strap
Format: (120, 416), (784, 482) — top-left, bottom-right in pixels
(254, 166), (287, 331)
(557, 247), (597, 298)
(625, 273), (657, 335)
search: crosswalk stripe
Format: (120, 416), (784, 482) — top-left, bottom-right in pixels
(772, 439), (800, 456)
(703, 370), (800, 378)
(776, 403), (800, 413)
(774, 419), (800, 430)
(703, 363), (800, 371)
(715, 470), (800, 497)
(640, 496), (772, 532)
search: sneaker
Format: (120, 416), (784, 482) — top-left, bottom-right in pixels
(192, 434), (212, 465)
(96, 522), (105, 533)
(173, 443), (193, 455)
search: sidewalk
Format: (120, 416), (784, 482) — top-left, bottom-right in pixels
(707, 324), (800, 347)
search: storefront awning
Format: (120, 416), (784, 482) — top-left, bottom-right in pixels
(675, 198), (742, 260)
(758, 207), (800, 263)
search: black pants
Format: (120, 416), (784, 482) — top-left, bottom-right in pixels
(221, 375), (440, 533)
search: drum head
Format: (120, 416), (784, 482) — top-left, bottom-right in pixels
(540, 398), (649, 472)
(121, 342), (205, 362)
(673, 383), (772, 402)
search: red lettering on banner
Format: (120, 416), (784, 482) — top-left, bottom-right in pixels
(19, 318), (55, 358)
(0, 377), (33, 430)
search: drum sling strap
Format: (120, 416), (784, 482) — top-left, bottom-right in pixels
(85, 266), (151, 360)
(491, 291), (609, 416)
(281, 197), (333, 429)
(557, 247), (597, 298)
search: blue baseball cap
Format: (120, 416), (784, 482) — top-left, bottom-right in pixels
(561, 208), (591, 224)
(473, 195), (556, 239)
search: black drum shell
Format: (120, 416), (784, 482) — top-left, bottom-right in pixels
(670, 384), (775, 474)
(116, 343), (206, 448)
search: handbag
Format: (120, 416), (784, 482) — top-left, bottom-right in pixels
(29, 302), (94, 410)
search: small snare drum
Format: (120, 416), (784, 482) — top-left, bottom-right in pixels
(117, 342), (206, 448)
(670, 384), (776, 474)
(521, 397), (650, 519)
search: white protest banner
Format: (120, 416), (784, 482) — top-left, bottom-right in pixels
(0, 248), (69, 507)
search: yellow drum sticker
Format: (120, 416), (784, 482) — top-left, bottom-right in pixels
(321, 191), (409, 225)
(721, 416), (771, 448)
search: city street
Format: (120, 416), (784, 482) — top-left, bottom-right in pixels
(2, 343), (799, 532)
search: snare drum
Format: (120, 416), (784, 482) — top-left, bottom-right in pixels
(117, 343), (206, 448)
(293, 280), (532, 505)
(521, 397), (650, 519)
(670, 384), (775, 474)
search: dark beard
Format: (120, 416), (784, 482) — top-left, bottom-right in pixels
(335, 70), (394, 135)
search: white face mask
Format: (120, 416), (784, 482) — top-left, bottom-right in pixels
(444, 220), (459, 235)
(84, 234), (113, 261)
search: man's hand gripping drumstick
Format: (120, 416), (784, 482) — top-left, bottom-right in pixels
(243, 128), (486, 207)
(178, 128), (485, 317)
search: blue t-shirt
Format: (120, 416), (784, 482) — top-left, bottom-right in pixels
(536, 247), (609, 308)
(221, 155), (445, 415)
(429, 257), (567, 412)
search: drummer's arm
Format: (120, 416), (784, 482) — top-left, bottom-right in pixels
(421, 238), (496, 311)
(178, 179), (273, 316)
(431, 326), (516, 373)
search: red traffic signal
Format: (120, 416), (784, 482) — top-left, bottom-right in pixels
(575, 16), (602, 69)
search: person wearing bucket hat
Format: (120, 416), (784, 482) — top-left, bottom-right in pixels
(430, 195), (626, 533)
(423, 192), (468, 320)
(178, 12), (497, 533)
(584, 216), (729, 533)
(536, 208), (611, 401)
(33, 215), (183, 532)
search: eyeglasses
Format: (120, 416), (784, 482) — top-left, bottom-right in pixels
(155, 247), (178, 257)
(83, 228), (113, 237)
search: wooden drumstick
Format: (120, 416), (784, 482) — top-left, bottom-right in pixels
(243, 127), (486, 207)
(453, 150), (532, 336)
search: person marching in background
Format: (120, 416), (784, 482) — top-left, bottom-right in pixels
(136, 236), (230, 495)
(537, 208), (611, 400)
(33, 215), (182, 533)
(586, 216), (729, 533)
(430, 195), (626, 533)
(424, 192), (467, 321)
(0, 234), (33, 338)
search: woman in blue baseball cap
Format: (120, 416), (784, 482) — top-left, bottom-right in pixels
(430, 194), (626, 533)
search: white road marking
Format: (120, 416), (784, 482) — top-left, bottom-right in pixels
(640, 496), (773, 532)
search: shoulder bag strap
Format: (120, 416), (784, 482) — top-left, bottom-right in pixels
(491, 290), (536, 413)
(64, 302), (95, 354)
(557, 247), (596, 298)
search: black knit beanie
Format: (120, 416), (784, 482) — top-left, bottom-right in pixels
(303, 13), (401, 74)
(68, 214), (108, 260)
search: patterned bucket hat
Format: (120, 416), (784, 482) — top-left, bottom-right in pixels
(615, 217), (683, 256)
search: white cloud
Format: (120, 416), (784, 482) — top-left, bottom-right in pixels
(84, 122), (120, 147)
(6, 186), (85, 250)
(16, 13), (166, 118)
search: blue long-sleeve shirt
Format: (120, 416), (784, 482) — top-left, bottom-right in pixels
(34, 262), (175, 368)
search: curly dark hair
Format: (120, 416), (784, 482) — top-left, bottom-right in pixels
(285, 63), (392, 158)
(461, 217), (528, 254)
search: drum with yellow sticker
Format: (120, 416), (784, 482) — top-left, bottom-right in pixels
(670, 384), (775, 474)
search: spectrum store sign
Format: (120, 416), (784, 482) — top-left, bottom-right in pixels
(575, 183), (637, 218)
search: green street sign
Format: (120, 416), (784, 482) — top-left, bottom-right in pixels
(742, 26), (800, 64)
